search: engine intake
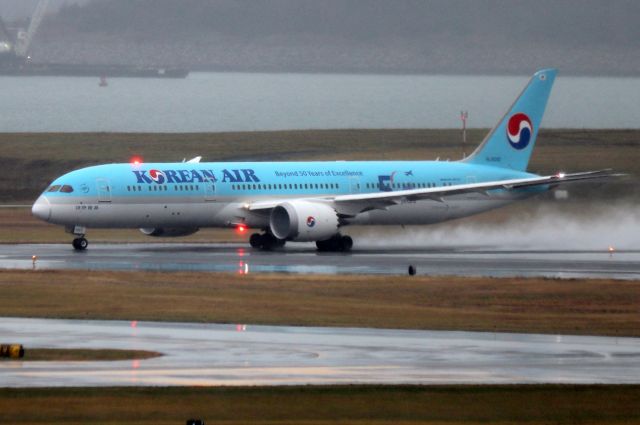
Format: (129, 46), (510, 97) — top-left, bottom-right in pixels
(139, 227), (199, 237)
(270, 201), (339, 242)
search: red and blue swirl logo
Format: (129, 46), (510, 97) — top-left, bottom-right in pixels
(306, 216), (316, 228)
(506, 113), (533, 150)
(149, 169), (166, 184)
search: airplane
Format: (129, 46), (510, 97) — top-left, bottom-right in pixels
(32, 68), (619, 252)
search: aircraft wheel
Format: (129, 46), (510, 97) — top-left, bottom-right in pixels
(316, 234), (352, 252)
(261, 233), (284, 250)
(72, 237), (88, 251)
(339, 235), (353, 252)
(249, 233), (286, 250)
(249, 233), (262, 249)
(316, 239), (331, 252)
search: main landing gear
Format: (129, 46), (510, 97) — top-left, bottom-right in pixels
(72, 237), (88, 251)
(316, 234), (353, 252)
(248, 232), (353, 252)
(249, 232), (286, 251)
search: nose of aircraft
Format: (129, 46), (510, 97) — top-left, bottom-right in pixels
(32, 196), (51, 221)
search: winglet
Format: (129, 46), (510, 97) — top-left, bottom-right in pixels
(186, 156), (202, 163)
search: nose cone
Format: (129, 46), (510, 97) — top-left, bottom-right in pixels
(32, 196), (51, 221)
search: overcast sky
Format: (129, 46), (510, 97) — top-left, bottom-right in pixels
(0, 0), (88, 20)
(1, 0), (638, 75)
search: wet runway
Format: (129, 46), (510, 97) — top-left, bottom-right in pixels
(1, 317), (639, 387)
(1, 243), (640, 279)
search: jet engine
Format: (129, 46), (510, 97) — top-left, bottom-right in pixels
(269, 201), (339, 242)
(139, 227), (199, 237)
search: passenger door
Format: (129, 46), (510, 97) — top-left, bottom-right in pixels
(96, 178), (112, 203)
(349, 176), (360, 194)
(204, 178), (216, 201)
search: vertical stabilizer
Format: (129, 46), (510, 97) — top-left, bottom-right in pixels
(463, 68), (556, 171)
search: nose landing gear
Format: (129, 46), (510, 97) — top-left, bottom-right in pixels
(72, 237), (89, 251)
(67, 225), (89, 251)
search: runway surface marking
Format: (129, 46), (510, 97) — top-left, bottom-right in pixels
(2, 243), (640, 279)
(1, 317), (639, 387)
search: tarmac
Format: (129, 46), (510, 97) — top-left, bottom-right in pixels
(1, 243), (639, 279)
(1, 317), (639, 387)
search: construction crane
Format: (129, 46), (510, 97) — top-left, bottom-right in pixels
(14, 0), (50, 58)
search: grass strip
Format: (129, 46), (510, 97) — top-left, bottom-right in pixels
(1, 129), (638, 203)
(0, 385), (639, 424)
(1, 270), (638, 337)
(0, 348), (161, 362)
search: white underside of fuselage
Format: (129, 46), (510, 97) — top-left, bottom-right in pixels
(42, 190), (536, 231)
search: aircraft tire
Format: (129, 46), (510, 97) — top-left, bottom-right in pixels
(250, 233), (285, 250)
(315, 239), (331, 252)
(316, 234), (352, 252)
(340, 235), (353, 252)
(260, 233), (282, 251)
(249, 233), (262, 249)
(72, 237), (88, 251)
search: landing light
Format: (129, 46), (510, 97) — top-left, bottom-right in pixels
(556, 172), (566, 178)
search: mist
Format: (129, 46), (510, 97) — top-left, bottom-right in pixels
(356, 202), (640, 251)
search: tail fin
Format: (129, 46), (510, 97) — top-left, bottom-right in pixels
(463, 68), (557, 171)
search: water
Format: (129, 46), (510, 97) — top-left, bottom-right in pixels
(0, 72), (638, 132)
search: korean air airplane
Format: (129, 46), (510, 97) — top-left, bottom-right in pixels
(32, 69), (617, 251)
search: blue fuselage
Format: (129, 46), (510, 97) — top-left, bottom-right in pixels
(34, 160), (541, 230)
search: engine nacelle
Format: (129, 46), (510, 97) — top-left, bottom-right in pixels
(269, 201), (339, 242)
(139, 227), (199, 237)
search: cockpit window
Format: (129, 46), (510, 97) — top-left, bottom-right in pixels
(60, 185), (74, 193)
(47, 185), (61, 192)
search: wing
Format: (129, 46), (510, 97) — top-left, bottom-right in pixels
(247, 169), (623, 216)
